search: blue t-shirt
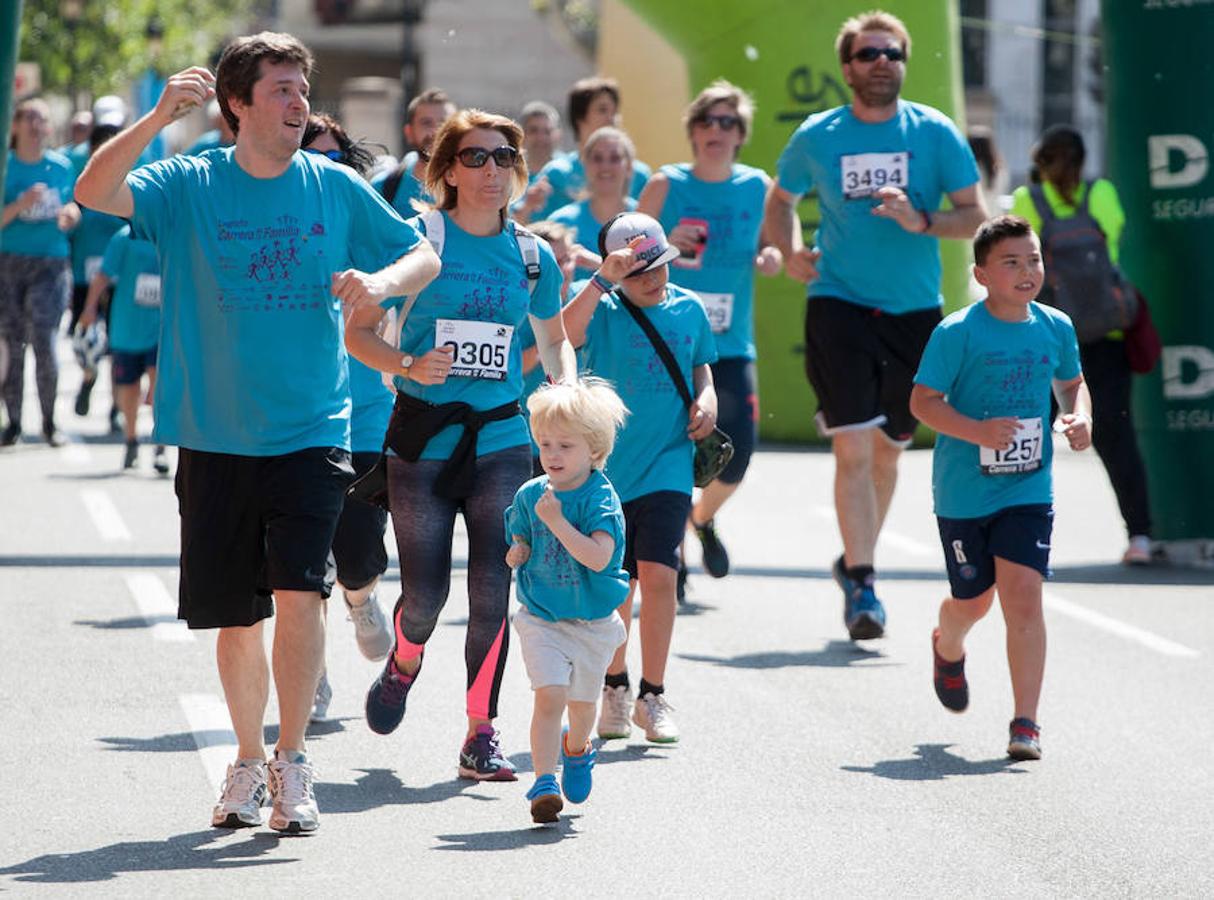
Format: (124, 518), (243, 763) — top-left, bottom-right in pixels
(348, 353), (394, 454)
(549, 197), (637, 282)
(385, 211), (563, 460)
(127, 147), (423, 455)
(656, 163), (768, 361)
(534, 150), (652, 220)
(914, 300), (1082, 519)
(504, 470), (630, 621)
(518, 279), (580, 454)
(1, 150), (76, 258)
(101, 225), (161, 353)
(580, 283), (717, 501)
(70, 206), (125, 285)
(371, 152), (432, 219)
(775, 100), (979, 314)
(182, 130), (227, 157)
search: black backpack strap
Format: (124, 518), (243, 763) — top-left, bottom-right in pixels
(1076, 179), (1093, 215)
(380, 161), (408, 205)
(617, 292), (693, 411)
(1027, 182), (1054, 225)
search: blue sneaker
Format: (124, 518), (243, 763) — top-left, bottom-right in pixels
(559, 730), (595, 804)
(835, 556), (886, 640)
(526, 774), (562, 823)
(365, 653), (421, 735)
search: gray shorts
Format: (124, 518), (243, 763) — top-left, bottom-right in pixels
(513, 606), (627, 702)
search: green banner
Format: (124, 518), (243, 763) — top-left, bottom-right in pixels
(0, 0), (25, 191)
(618, 1), (967, 442)
(1103, 0), (1214, 545)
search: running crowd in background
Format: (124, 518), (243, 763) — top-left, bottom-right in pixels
(1, 7), (1153, 831)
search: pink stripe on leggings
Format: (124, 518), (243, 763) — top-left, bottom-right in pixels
(394, 606), (425, 661)
(466, 620), (506, 719)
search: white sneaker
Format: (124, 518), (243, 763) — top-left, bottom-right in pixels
(1123, 535), (1152, 566)
(346, 591), (393, 661)
(268, 753), (319, 834)
(211, 760), (268, 828)
(597, 684), (633, 739)
(310, 671), (332, 723)
(633, 692), (679, 743)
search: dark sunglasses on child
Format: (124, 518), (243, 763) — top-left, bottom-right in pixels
(849, 46), (905, 63)
(456, 146), (519, 168)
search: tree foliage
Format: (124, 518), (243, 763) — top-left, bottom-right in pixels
(19, 0), (257, 97)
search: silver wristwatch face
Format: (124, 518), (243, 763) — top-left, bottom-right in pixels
(401, 354), (415, 369)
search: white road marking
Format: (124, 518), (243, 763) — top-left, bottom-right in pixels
(61, 435), (91, 466)
(1044, 590), (1201, 659)
(179, 693), (237, 798)
(124, 572), (192, 642)
(80, 488), (131, 541)
(812, 505), (935, 557)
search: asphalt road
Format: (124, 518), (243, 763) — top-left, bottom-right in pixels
(1, 349), (1212, 897)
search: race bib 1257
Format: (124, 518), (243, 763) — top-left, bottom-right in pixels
(980, 417), (1043, 475)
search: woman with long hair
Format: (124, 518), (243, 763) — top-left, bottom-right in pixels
(346, 109), (577, 780)
(1011, 124), (1154, 565)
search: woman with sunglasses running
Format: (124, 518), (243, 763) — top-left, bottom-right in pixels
(549, 126), (638, 283)
(637, 80), (781, 585)
(347, 109), (577, 781)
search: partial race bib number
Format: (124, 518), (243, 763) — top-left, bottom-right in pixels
(980, 417), (1043, 475)
(133, 273), (162, 308)
(436, 318), (513, 381)
(840, 152), (906, 200)
(19, 187), (62, 222)
(84, 256), (103, 283)
(699, 292), (734, 335)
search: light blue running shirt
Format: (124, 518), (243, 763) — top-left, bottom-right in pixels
(100, 225), (161, 353)
(776, 100), (979, 314)
(127, 147), (423, 455)
(656, 162), (768, 361)
(384, 210), (563, 460)
(371, 152), (432, 220)
(549, 197), (637, 283)
(534, 150), (651, 220)
(579, 282), (717, 502)
(71, 206), (125, 286)
(1, 150), (76, 258)
(504, 469), (630, 621)
(914, 300), (1082, 519)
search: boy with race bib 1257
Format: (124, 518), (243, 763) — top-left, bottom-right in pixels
(909, 215), (1091, 762)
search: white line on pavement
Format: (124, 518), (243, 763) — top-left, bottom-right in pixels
(813, 505), (935, 557)
(1044, 590), (1201, 659)
(80, 488), (131, 541)
(60, 435), (91, 466)
(179, 693), (237, 798)
(124, 572), (193, 642)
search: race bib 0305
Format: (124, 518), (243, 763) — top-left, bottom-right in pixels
(436, 318), (514, 381)
(699, 292), (734, 335)
(840, 152), (907, 200)
(980, 417), (1043, 475)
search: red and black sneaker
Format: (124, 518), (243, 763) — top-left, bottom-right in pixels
(932, 628), (969, 712)
(1008, 718), (1042, 760)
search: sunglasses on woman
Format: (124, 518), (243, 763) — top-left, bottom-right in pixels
(304, 147), (346, 163)
(694, 113), (741, 131)
(455, 146), (519, 168)
(849, 46), (905, 63)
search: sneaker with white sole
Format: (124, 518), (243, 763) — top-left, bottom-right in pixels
(211, 759), (268, 829)
(633, 692), (679, 743)
(346, 592), (393, 661)
(1122, 535), (1152, 566)
(267, 752), (319, 833)
(310, 671), (332, 723)
(597, 684), (633, 740)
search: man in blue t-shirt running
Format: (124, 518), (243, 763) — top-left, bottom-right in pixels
(763, 9), (988, 643)
(75, 32), (440, 835)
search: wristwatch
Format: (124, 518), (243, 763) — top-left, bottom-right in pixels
(400, 354), (415, 378)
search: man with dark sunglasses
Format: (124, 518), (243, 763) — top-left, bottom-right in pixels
(763, 9), (986, 643)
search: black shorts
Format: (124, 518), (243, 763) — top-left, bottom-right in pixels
(175, 446), (354, 628)
(330, 451), (389, 591)
(936, 504), (1054, 599)
(711, 357), (758, 485)
(621, 490), (692, 578)
(111, 347), (157, 385)
(804, 296), (940, 445)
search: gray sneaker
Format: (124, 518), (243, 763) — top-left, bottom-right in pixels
(211, 760), (268, 828)
(268, 752), (319, 834)
(346, 592), (392, 661)
(310, 671), (332, 723)
(597, 684), (633, 740)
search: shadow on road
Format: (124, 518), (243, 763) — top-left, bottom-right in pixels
(0, 829), (291, 884)
(434, 817), (580, 851)
(315, 767), (498, 813)
(505, 741), (672, 777)
(1051, 562), (1214, 586)
(97, 720), (349, 753)
(841, 743), (1027, 781)
(76, 614), (177, 630)
(678, 639), (896, 670)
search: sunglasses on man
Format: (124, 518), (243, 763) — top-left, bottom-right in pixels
(694, 113), (742, 131)
(455, 146), (519, 168)
(849, 46), (906, 63)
